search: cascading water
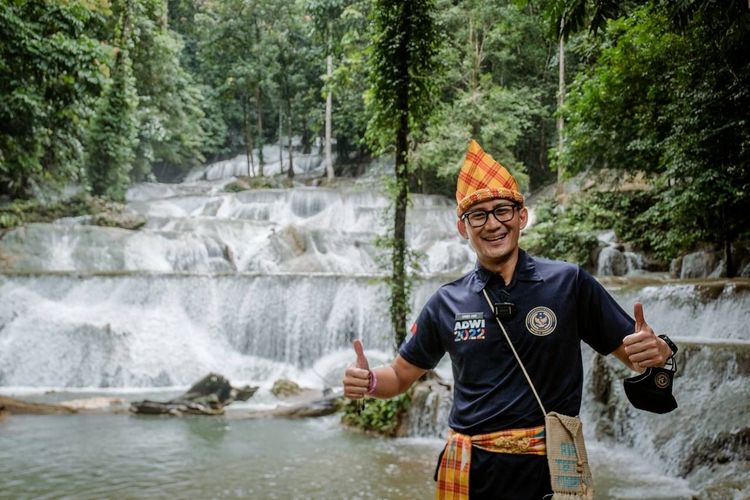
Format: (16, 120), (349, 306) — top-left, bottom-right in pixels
(1, 159), (747, 498)
(0, 169), (472, 391)
(596, 230), (645, 276)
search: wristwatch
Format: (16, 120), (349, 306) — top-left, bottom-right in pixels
(658, 334), (678, 356)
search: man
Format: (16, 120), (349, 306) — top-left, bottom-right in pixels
(343, 140), (674, 499)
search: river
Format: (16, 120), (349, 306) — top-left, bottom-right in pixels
(0, 155), (747, 498)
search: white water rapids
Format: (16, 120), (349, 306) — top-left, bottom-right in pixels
(0, 161), (747, 498)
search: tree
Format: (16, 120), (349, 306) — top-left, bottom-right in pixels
(367, 0), (442, 349)
(195, 0), (280, 176)
(0, 0), (109, 198)
(274, 0), (323, 179)
(309, 0), (344, 180)
(127, 0), (209, 182)
(86, 0), (139, 200)
(326, 0), (373, 170)
(563, 1), (750, 275)
(308, 0), (373, 178)
(414, 1), (543, 196)
(537, 0), (631, 192)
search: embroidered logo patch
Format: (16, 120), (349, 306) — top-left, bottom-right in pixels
(654, 372), (670, 389)
(453, 312), (486, 342)
(525, 307), (557, 336)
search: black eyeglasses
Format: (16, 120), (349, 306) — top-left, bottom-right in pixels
(462, 204), (519, 228)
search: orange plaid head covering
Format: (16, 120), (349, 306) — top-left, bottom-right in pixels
(456, 140), (524, 217)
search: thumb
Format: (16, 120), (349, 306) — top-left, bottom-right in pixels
(633, 302), (646, 332)
(352, 339), (369, 370)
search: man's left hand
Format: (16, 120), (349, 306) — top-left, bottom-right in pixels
(622, 302), (672, 371)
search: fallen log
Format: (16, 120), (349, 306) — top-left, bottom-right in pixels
(0, 396), (77, 415)
(130, 373), (258, 416)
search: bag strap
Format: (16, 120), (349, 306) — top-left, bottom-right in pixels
(482, 288), (547, 416)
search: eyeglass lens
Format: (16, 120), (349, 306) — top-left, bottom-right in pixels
(465, 205), (516, 227)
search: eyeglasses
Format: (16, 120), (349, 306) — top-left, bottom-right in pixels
(462, 204), (519, 228)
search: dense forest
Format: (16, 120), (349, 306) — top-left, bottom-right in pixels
(1, 0), (749, 275)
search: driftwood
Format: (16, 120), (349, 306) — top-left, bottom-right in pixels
(129, 373), (258, 416)
(269, 395), (340, 418)
(0, 396), (78, 415)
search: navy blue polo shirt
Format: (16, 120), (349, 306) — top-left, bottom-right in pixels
(400, 250), (633, 435)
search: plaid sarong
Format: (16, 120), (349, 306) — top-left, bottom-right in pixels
(435, 425), (546, 500)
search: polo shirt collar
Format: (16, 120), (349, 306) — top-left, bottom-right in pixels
(469, 250), (544, 293)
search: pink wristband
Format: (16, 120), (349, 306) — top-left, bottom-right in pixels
(366, 369), (378, 395)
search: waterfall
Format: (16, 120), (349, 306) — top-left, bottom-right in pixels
(596, 230), (645, 276)
(0, 174), (472, 390)
(0, 163), (747, 497)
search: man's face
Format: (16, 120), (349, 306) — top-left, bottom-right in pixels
(457, 198), (528, 269)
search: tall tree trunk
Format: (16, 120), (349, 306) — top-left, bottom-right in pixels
(392, 127), (408, 350)
(726, 236), (735, 278)
(278, 107), (283, 174)
(255, 86), (264, 176)
(287, 98), (294, 179)
(556, 21), (565, 195)
(723, 207), (736, 277)
(254, 19), (264, 176)
(469, 19), (482, 138)
(243, 95), (255, 176)
(391, 2), (411, 351)
(325, 30), (334, 180)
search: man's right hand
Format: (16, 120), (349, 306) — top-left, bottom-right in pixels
(343, 339), (371, 400)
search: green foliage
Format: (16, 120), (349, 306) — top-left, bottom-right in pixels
(193, 0), (284, 172)
(273, 0), (326, 177)
(86, 47), (139, 200)
(563, 7), (675, 175)
(0, 194), (98, 229)
(309, 0), (372, 165)
(562, 1), (750, 273)
(522, 197), (600, 266)
(366, 0), (442, 348)
(413, 1), (558, 195)
(0, 0), (109, 198)
(524, 186), (714, 267)
(128, 1), (208, 181)
(341, 392), (411, 436)
(365, 0), (442, 155)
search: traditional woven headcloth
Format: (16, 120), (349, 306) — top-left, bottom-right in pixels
(456, 139), (524, 217)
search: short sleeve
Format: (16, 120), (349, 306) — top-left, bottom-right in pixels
(399, 295), (447, 370)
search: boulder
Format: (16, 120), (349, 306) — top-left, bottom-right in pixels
(271, 379), (302, 398)
(680, 250), (719, 279)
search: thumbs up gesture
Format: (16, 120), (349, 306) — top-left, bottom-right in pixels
(343, 340), (372, 400)
(622, 302), (671, 371)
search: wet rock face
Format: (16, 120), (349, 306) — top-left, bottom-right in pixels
(679, 428), (750, 477)
(271, 378), (302, 398)
(680, 251), (720, 279)
(672, 244), (750, 279)
(399, 375), (452, 438)
(583, 341), (750, 495)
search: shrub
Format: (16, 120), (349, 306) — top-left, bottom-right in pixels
(341, 392), (411, 437)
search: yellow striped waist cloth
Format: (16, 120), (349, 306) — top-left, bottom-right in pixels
(435, 425), (546, 500)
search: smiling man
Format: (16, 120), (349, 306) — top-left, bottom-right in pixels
(343, 140), (675, 499)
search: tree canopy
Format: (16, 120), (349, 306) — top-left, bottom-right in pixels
(562, 0), (750, 272)
(1, 0), (747, 274)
